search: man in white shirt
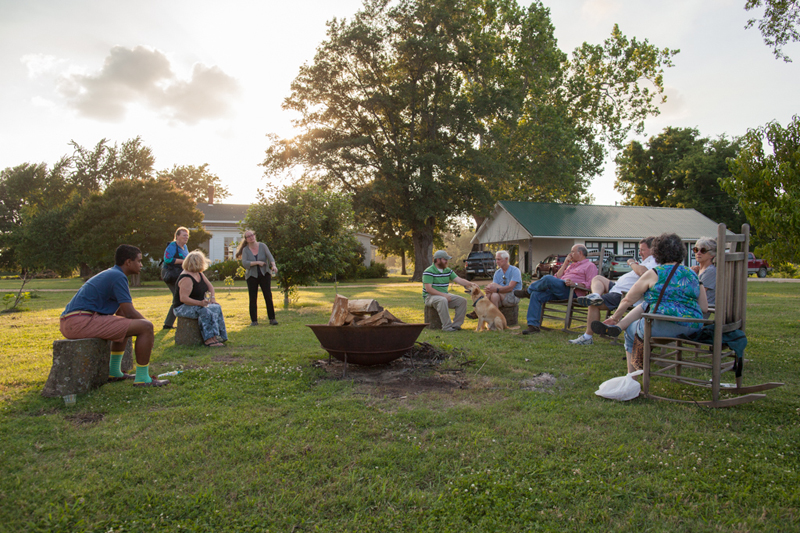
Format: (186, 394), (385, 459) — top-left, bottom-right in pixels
(568, 237), (658, 345)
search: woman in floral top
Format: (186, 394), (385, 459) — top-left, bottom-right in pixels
(605, 233), (708, 373)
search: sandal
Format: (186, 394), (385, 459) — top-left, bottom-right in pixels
(204, 338), (225, 347)
(591, 321), (622, 338)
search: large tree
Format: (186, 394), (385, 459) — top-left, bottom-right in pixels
(69, 179), (210, 269)
(157, 164), (231, 203)
(0, 159), (72, 269)
(745, 0), (800, 62)
(263, 0), (677, 280)
(69, 136), (155, 194)
(244, 184), (359, 307)
(722, 115), (800, 265)
(614, 127), (746, 230)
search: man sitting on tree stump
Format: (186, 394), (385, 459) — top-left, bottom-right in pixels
(422, 250), (472, 332)
(59, 245), (169, 387)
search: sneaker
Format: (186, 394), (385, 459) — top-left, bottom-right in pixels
(162, 325), (174, 330)
(521, 325), (540, 335)
(269, 319), (278, 325)
(591, 321), (622, 337)
(514, 289), (530, 299)
(576, 294), (604, 307)
(444, 326), (462, 332)
(250, 321), (259, 327)
(466, 311), (478, 319)
(568, 335), (594, 345)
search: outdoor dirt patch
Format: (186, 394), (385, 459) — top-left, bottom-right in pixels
(64, 411), (104, 426)
(312, 341), (474, 397)
(519, 372), (557, 392)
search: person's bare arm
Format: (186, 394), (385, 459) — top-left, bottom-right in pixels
(628, 260), (648, 276)
(608, 270), (656, 322)
(117, 302), (145, 320)
(179, 277), (207, 307)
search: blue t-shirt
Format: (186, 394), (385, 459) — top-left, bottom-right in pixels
(493, 265), (522, 288)
(62, 266), (132, 316)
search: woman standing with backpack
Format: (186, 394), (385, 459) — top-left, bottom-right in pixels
(162, 227), (190, 330)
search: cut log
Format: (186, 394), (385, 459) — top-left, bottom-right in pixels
(175, 317), (203, 346)
(359, 309), (404, 326)
(328, 295), (352, 326)
(347, 299), (383, 316)
(42, 338), (111, 397)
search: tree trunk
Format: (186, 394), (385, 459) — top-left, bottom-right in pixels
(129, 273), (141, 287)
(400, 251), (407, 276)
(283, 288), (290, 309)
(411, 225), (434, 282)
(471, 215), (486, 252)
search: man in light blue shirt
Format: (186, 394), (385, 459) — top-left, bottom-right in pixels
(483, 250), (522, 308)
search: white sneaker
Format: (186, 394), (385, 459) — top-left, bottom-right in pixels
(568, 335), (593, 345)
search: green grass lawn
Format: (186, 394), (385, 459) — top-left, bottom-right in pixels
(0, 281), (797, 532)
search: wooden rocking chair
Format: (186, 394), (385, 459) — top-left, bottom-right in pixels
(641, 224), (784, 407)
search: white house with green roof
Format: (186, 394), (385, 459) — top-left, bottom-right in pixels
(472, 201), (725, 274)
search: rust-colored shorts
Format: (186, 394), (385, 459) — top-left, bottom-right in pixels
(60, 312), (131, 343)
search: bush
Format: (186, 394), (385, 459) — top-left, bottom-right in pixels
(206, 259), (245, 281)
(140, 262), (163, 282)
(363, 261), (388, 278)
(773, 263), (800, 279)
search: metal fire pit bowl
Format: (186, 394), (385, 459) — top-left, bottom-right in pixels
(306, 323), (428, 366)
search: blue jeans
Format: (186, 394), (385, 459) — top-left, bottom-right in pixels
(174, 303), (228, 342)
(624, 316), (699, 352)
(526, 275), (571, 327)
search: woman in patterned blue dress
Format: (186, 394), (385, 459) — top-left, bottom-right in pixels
(172, 251), (228, 347)
(604, 233), (708, 373)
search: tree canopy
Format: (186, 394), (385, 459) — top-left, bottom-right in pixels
(69, 179), (210, 269)
(722, 115), (800, 265)
(158, 164), (230, 203)
(614, 127), (746, 230)
(745, 0), (800, 62)
(0, 136), (215, 274)
(244, 184), (359, 306)
(262, 0), (677, 279)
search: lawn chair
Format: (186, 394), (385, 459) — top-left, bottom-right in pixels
(641, 223), (784, 407)
(540, 248), (602, 333)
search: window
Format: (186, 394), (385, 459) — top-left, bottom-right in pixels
(623, 242), (638, 259)
(224, 237), (235, 261)
(584, 241), (616, 260)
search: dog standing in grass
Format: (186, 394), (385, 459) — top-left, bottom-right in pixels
(467, 284), (518, 331)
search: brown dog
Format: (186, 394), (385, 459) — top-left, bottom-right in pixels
(467, 284), (517, 331)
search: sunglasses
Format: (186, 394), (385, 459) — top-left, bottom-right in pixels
(692, 247), (710, 254)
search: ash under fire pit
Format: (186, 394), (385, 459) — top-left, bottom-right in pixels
(307, 296), (428, 367)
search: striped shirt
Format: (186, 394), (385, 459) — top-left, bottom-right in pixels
(422, 265), (458, 300)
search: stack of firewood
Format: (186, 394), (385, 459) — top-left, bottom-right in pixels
(327, 295), (405, 326)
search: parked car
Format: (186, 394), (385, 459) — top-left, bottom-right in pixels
(601, 255), (633, 280)
(748, 253), (772, 278)
(536, 254), (566, 278)
(464, 251), (496, 280)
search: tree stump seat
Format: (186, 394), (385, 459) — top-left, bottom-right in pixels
(423, 306), (443, 330)
(42, 338), (133, 399)
(175, 316), (203, 346)
(499, 303), (519, 326)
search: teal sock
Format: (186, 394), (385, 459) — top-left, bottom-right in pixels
(109, 352), (125, 378)
(134, 365), (152, 384)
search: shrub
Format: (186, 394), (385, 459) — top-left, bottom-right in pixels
(362, 261), (389, 278)
(140, 262), (163, 282)
(206, 259), (245, 281)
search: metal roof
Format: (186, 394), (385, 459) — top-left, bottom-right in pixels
(491, 201), (724, 240)
(196, 203), (249, 223)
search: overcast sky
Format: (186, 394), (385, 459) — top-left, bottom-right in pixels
(1, 0), (797, 207)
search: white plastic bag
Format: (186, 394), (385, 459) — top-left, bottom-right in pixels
(595, 370), (644, 401)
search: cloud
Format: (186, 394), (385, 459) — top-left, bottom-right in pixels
(55, 45), (240, 124)
(21, 53), (65, 78)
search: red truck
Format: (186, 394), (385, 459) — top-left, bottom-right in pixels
(748, 253), (772, 278)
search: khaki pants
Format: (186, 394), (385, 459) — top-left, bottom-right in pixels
(425, 294), (467, 331)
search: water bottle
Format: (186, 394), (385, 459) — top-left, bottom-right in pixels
(158, 370), (182, 378)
